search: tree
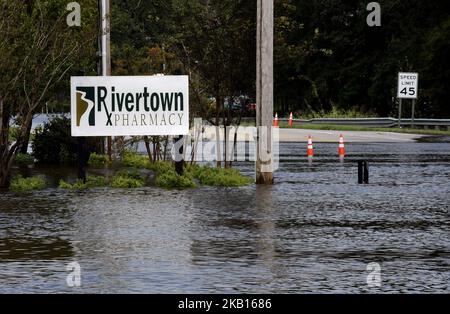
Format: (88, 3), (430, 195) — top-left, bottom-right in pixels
(0, 0), (97, 188)
(169, 0), (256, 167)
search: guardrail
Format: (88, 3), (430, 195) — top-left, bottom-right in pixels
(32, 114), (450, 131)
(241, 117), (450, 130)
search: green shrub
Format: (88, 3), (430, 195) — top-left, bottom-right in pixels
(110, 170), (144, 188)
(32, 116), (78, 165)
(156, 170), (196, 189)
(122, 151), (150, 168)
(32, 116), (100, 165)
(185, 164), (201, 177)
(115, 169), (143, 181)
(193, 166), (253, 187)
(88, 153), (111, 167)
(10, 176), (46, 192)
(146, 161), (174, 173)
(14, 153), (34, 165)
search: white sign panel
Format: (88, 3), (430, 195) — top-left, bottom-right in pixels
(71, 76), (189, 137)
(397, 72), (418, 99)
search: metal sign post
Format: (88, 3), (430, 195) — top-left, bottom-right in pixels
(101, 0), (112, 158)
(397, 72), (419, 129)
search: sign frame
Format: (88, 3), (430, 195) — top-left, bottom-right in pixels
(71, 75), (189, 137)
(397, 72), (419, 99)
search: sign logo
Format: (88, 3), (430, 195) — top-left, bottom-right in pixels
(76, 87), (95, 127)
(71, 76), (189, 137)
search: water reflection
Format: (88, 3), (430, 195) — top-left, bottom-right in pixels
(0, 238), (73, 261)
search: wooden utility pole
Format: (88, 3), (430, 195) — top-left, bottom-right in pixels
(100, 0), (112, 158)
(256, 0), (274, 184)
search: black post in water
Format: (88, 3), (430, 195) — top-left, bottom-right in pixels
(77, 137), (87, 183)
(358, 161), (369, 184)
(175, 136), (184, 176)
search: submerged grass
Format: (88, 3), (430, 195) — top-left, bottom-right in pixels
(155, 170), (196, 189)
(16, 152), (252, 191)
(188, 165), (253, 187)
(119, 152), (253, 189)
(60, 172), (144, 190)
(59, 176), (107, 190)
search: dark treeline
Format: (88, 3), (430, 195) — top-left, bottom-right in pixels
(111, 0), (450, 118)
(274, 0), (450, 118)
(1, 0), (449, 187)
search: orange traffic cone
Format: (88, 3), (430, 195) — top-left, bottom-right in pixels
(307, 136), (314, 157)
(338, 134), (346, 157)
(273, 113), (279, 128)
(288, 112), (293, 127)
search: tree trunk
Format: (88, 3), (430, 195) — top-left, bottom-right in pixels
(215, 94), (223, 168)
(19, 118), (33, 154)
(152, 140), (157, 162)
(0, 163), (11, 189)
(0, 97), (12, 188)
(163, 136), (169, 162)
(223, 99), (228, 168)
(143, 136), (153, 163)
(229, 105), (244, 168)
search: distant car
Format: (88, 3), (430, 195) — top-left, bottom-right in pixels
(246, 103), (256, 111)
(224, 103), (242, 111)
(224, 98), (243, 111)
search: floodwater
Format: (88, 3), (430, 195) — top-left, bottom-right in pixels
(0, 142), (449, 293)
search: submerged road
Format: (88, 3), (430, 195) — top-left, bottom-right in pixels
(279, 128), (424, 143)
(202, 127), (424, 143)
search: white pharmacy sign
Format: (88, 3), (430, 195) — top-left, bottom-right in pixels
(397, 72), (419, 99)
(71, 76), (189, 137)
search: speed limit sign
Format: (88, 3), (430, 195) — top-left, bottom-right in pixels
(398, 72), (419, 99)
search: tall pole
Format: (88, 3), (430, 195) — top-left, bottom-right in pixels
(101, 0), (112, 158)
(256, 0), (274, 184)
(411, 99), (416, 128)
(398, 98), (402, 129)
(101, 0), (111, 77)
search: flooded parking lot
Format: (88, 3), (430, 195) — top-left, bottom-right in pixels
(0, 142), (449, 293)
